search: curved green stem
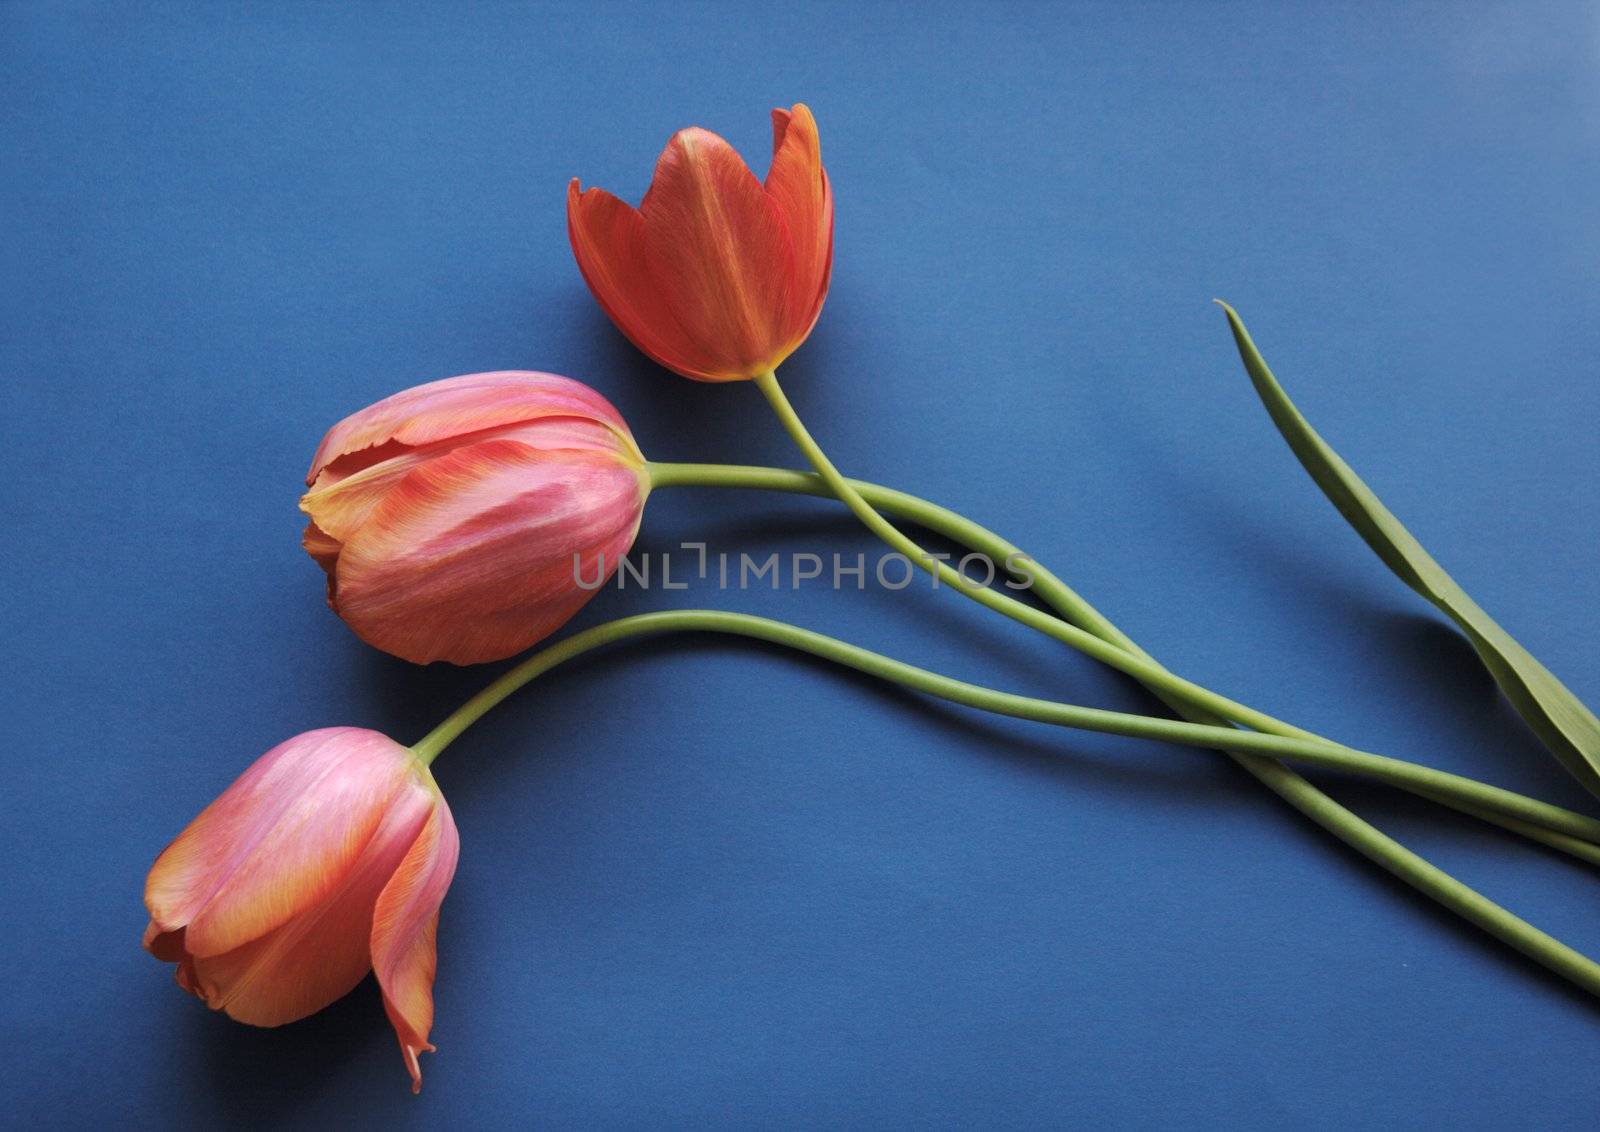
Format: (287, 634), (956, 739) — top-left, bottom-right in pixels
(687, 383), (1600, 998)
(644, 460), (1600, 849)
(412, 608), (1600, 997)
(412, 609), (1600, 843)
(751, 370), (1302, 737)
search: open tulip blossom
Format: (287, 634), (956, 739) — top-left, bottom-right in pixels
(567, 103), (831, 382)
(143, 100), (1600, 1096)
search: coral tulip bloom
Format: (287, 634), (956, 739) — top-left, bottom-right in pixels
(143, 727), (460, 1093)
(301, 372), (650, 665)
(568, 103), (833, 382)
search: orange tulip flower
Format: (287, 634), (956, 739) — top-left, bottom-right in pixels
(568, 103), (833, 382)
(143, 727), (459, 1092)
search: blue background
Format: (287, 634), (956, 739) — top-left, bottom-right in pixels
(4, 2), (1598, 1127)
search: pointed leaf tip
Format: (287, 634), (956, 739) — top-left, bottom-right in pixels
(1221, 305), (1600, 799)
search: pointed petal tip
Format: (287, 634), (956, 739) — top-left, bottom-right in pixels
(770, 103), (817, 149)
(567, 180), (640, 222)
(404, 1041), (436, 1094)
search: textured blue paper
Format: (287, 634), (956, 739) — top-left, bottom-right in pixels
(4, 2), (1598, 1126)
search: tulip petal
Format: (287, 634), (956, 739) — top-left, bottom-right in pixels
(638, 126), (798, 379)
(330, 437), (645, 664)
(567, 182), (718, 379)
(303, 415), (634, 550)
(302, 519), (343, 575)
(371, 797), (460, 1093)
(765, 104), (833, 340)
(146, 728), (413, 958)
(188, 784), (435, 1028)
(308, 371), (637, 487)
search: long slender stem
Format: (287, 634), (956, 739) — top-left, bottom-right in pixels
(646, 460), (1600, 850)
(411, 609), (1600, 843)
(737, 374), (1600, 996)
(411, 608), (1600, 997)
(751, 372), (1319, 738)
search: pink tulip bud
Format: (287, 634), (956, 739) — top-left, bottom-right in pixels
(301, 372), (650, 664)
(143, 727), (459, 1093)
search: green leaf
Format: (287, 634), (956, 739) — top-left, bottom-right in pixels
(1217, 301), (1600, 799)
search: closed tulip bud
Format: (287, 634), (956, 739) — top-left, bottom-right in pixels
(301, 372), (649, 665)
(143, 727), (460, 1093)
(568, 103), (833, 382)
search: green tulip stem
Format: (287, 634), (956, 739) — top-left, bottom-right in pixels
(409, 604), (1600, 848)
(730, 368), (1600, 996)
(643, 458), (1600, 852)
(411, 606), (1600, 997)
(751, 371), (1319, 736)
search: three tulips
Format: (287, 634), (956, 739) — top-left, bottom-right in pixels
(146, 103), (1600, 1094)
(146, 103), (834, 1091)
